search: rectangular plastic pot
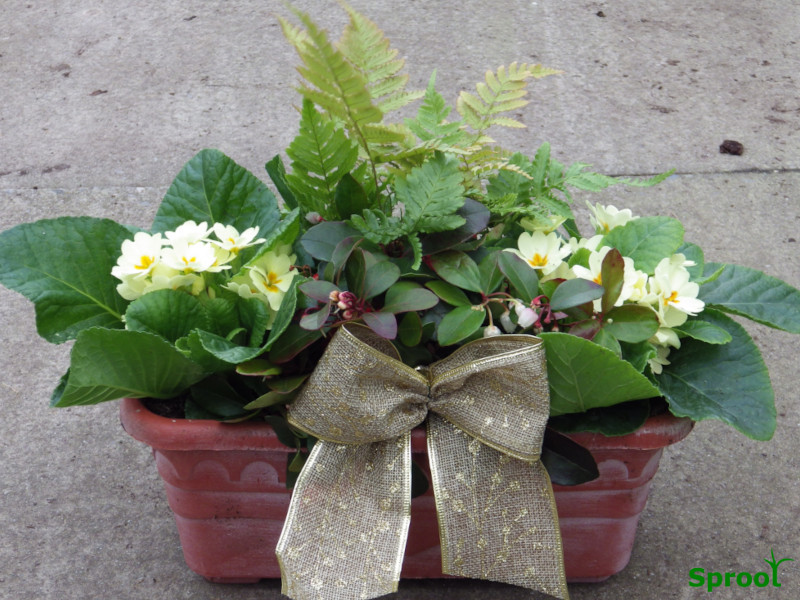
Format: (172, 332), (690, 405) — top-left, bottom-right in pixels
(120, 398), (693, 584)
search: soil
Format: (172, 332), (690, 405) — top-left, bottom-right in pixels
(142, 397), (186, 419)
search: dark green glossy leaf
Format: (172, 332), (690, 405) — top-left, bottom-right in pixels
(550, 278), (603, 311)
(540, 332), (660, 416)
(541, 429), (599, 486)
(398, 311), (423, 347)
(478, 251), (504, 294)
(657, 309), (776, 440)
(425, 280), (471, 307)
(497, 251), (539, 304)
(265, 154), (297, 209)
(362, 260), (400, 299)
(382, 281), (439, 314)
(190, 376), (248, 419)
(699, 262), (800, 333)
(602, 304), (660, 343)
(52, 329), (206, 406)
(674, 318), (732, 344)
(301, 221), (361, 261)
(335, 173), (370, 220)
(0, 217), (131, 343)
(548, 399), (652, 437)
(429, 251), (483, 293)
(269, 324), (324, 364)
(420, 198), (490, 255)
(437, 305), (486, 346)
(600, 248), (624, 313)
(125, 290), (210, 343)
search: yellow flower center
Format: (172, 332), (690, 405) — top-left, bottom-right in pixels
(593, 274), (602, 285)
(136, 255), (155, 270)
(664, 290), (679, 306)
(528, 253), (548, 268)
(228, 238), (241, 254)
(265, 271), (282, 293)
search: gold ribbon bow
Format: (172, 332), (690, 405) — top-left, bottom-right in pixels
(276, 324), (568, 600)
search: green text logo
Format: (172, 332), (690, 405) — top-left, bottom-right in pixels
(689, 549), (794, 592)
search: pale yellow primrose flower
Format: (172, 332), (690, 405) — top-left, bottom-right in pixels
(211, 224), (266, 255)
(111, 232), (164, 279)
(648, 345), (672, 375)
(225, 250), (298, 311)
(165, 220), (212, 245)
(649, 254), (705, 328)
(587, 202), (639, 234)
(161, 241), (230, 274)
(506, 231), (571, 277)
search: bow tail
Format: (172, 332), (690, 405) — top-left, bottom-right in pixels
(427, 415), (570, 600)
(276, 434), (413, 600)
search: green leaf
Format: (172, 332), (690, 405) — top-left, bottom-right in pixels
(0, 217), (131, 343)
(591, 327), (621, 354)
(264, 278), (300, 350)
(301, 221), (361, 262)
(539, 332), (660, 416)
(264, 154), (298, 209)
(299, 305), (331, 331)
(53, 329), (206, 406)
(362, 311), (397, 339)
(478, 252), (504, 294)
(549, 278), (603, 311)
(425, 280), (471, 307)
(420, 198), (491, 255)
(125, 290), (210, 343)
(190, 376), (248, 419)
(285, 99), (360, 218)
(657, 309), (776, 440)
(153, 149), (280, 237)
(602, 304), (660, 343)
(398, 311), (423, 347)
(676, 241), (704, 280)
(202, 296), (239, 337)
(237, 297), (272, 347)
(699, 262), (800, 333)
(394, 152), (465, 234)
(362, 260), (401, 299)
(602, 216), (685, 274)
(541, 428), (599, 486)
(437, 305), (486, 346)
(268, 324), (324, 364)
(382, 281), (439, 314)
(620, 340), (657, 373)
(548, 399), (652, 437)
(334, 173), (371, 220)
(497, 251), (539, 304)
(600, 249), (625, 313)
(188, 330), (266, 366)
(429, 251), (483, 293)
(674, 318), (732, 344)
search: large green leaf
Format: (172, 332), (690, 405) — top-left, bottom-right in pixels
(539, 332), (660, 416)
(52, 328), (206, 406)
(152, 149), (281, 236)
(602, 216), (684, 274)
(497, 251), (538, 304)
(429, 251), (483, 293)
(124, 290), (210, 343)
(437, 305), (486, 346)
(699, 262), (800, 333)
(0, 217), (130, 343)
(657, 309), (776, 440)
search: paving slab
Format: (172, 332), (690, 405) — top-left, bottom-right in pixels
(1, 1), (799, 599)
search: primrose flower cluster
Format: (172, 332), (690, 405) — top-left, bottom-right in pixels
(505, 203), (705, 374)
(111, 220), (298, 313)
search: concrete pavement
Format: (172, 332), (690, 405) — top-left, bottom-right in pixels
(1, 1), (799, 598)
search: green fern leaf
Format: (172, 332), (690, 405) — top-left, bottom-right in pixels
(395, 152), (466, 233)
(285, 99), (359, 219)
(338, 1), (422, 113)
(406, 72), (469, 146)
(350, 209), (406, 244)
(456, 62), (560, 138)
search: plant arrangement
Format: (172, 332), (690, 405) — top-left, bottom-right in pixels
(1, 3), (799, 479)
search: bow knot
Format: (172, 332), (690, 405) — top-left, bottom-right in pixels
(276, 325), (569, 600)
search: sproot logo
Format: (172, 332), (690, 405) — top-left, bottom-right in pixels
(689, 549), (794, 592)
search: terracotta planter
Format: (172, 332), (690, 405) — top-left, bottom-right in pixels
(120, 398), (693, 584)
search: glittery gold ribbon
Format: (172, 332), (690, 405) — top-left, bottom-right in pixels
(276, 324), (569, 600)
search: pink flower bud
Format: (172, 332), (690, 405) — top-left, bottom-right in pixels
(499, 311), (515, 333)
(305, 212), (323, 224)
(329, 290), (340, 302)
(342, 309), (356, 320)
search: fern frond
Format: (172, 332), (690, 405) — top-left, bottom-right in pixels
(457, 62), (561, 138)
(350, 209), (406, 244)
(285, 99), (359, 219)
(338, 0), (422, 113)
(395, 152), (466, 233)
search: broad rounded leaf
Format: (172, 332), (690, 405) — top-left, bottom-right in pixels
(398, 311), (423, 347)
(699, 262), (800, 333)
(602, 304), (660, 343)
(300, 279), (339, 303)
(425, 280), (471, 307)
(420, 198), (490, 255)
(548, 399), (652, 437)
(602, 216), (684, 274)
(498, 251), (539, 304)
(362, 311), (397, 339)
(153, 149), (281, 237)
(539, 332), (660, 416)
(0, 217), (131, 343)
(52, 328), (206, 406)
(429, 251), (483, 293)
(362, 260), (401, 299)
(125, 290), (210, 343)
(657, 309), (776, 440)
(382, 281), (439, 314)
(437, 305), (486, 346)
(301, 221), (361, 261)
(674, 318), (732, 345)
(550, 278), (603, 311)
